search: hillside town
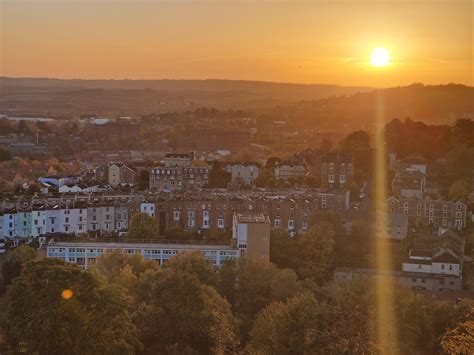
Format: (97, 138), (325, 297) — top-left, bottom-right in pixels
(0, 117), (472, 296)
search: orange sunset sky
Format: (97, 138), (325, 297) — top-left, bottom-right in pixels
(1, 0), (472, 87)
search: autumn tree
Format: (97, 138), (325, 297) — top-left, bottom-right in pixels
(208, 160), (231, 188)
(128, 212), (158, 239)
(92, 250), (156, 294)
(134, 268), (238, 353)
(297, 222), (335, 283)
(163, 251), (219, 287)
(440, 317), (474, 354)
(269, 229), (299, 270)
(6, 259), (141, 354)
(249, 292), (321, 353)
(448, 179), (470, 201)
(1, 244), (37, 285)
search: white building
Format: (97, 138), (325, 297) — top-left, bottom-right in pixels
(402, 229), (464, 279)
(140, 202), (156, 218)
(46, 204), (60, 234)
(31, 205), (47, 238)
(225, 163), (260, 185)
(47, 240), (239, 270)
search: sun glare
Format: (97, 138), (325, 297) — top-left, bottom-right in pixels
(371, 47), (390, 67)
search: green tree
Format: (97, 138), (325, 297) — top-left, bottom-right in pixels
(164, 251), (218, 287)
(134, 268), (238, 353)
(138, 170), (150, 190)
(249, 292), (322, 353)
(297, 222), (335, 283)
(270, 268), (302, 301)
(270, 229), (298, 270)
(208, 161), (231, 188)
(128, 212), (158, 239)
(93, 250), (156, 286)
(6, 259), (141, 354)
(1, 244), (36, 285)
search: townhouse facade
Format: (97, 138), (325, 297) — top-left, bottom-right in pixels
(225, 163), (260, 185)
(386, 196), (467, 230)
(320, 152), (354, 189)
(149, 165), (210, 192)
(1, 188), (349, 240)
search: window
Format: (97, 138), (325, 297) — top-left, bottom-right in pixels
(288, 220), (295, 230)
(302, 221), (308, 230)
(217, 218), (224, 228)
(274, 219), (281, 228)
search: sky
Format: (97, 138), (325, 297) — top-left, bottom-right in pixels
(1, 0), (472, 87)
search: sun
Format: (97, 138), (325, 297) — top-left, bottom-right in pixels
(371, 47), (390, 67)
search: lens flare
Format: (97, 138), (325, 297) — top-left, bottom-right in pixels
(374, 90), (398, 353)
(61, 289), (74, 300)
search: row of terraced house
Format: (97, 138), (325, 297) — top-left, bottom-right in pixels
(1, 189), (349, 241)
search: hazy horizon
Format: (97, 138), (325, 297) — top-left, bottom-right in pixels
(1, 0), (472, 87)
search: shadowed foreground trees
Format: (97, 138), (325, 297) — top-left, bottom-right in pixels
(134, 268), (239, 354)
(3, 251), (473, 354)
(1, 244), (37, 285)
(6, 259), (141, 354)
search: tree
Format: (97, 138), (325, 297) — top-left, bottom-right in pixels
(138, 170), (150, 190)
(27, 182), (42, 195)
(93, 250), (156, 285)
(233, 258), (301, 338)
(208, 161), (231, 188)
(448, 179), (470, 201)
(265, 157), (282, 169)
(440, 318), (474, 354)
(453, 118), (474, 147)
(164, 251), (218, 287)
(270, 229), (299, 270)
(128, 212), (158, 239)
(0, 147), (11, 161)
(249, 292), (322, 354)
(134, 268), (238, 353)
(1, 244), (36, 285)
(6, 259), (141, 354)
(270, 268), (302, 301)
(297, 222), (335, 283)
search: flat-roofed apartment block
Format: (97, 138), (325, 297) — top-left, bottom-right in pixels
(47, 239), (239, 270)
(232, 213), (271, 259)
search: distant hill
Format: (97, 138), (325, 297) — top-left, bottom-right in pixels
(0, 77), (372, 115)
(261, 84), (474, 131)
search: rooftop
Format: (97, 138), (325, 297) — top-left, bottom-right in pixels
(234, 213), (271, 224)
